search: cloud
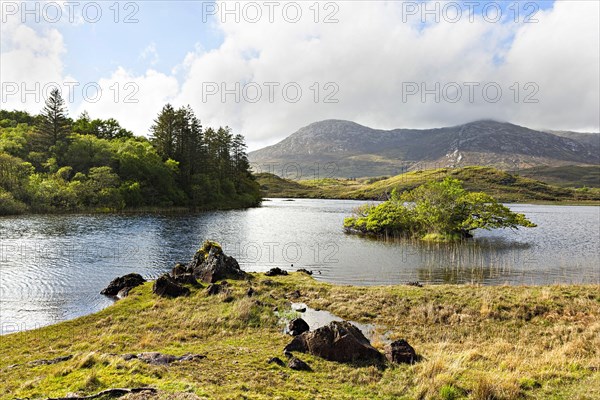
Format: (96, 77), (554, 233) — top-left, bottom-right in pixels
(140, 43), (159, 66)
(0, 18), (67, 113)
(173, 0), (600, 149)
(74, 67), (179, 136)
(1, 1), (598, 150)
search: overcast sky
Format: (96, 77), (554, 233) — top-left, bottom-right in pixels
(1, 0), (598, 150)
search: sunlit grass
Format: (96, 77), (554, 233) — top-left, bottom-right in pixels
(0, 273), (598, 399)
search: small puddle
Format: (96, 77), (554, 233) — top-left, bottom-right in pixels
(282, 302), (388, 343)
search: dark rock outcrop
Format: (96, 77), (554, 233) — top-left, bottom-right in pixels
(288, 318), (310, 336)
(206, 283), (225, 296)
(265, 267), (288, 276)
(297, 268), (313, 275)
(287, 356), (312, 371)
(117, 287), (131, 298)
(189, 241), (247, 283)
(172, 262), (189, 275)
(385, 339), (417, 364)
(101, 273), (146, 297)
(173, 273), (199, 286)
(267, 357), (286, 367)
(152, 274), (190, 298)
(284, 321), (383, 363)
(171, 263), (199, 285)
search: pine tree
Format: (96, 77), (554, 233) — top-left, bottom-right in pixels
(36, 88), (71, 149)
(150, 104), (177, 160)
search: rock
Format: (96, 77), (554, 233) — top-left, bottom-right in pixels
(265, 267), (288, 276)
(288, 318), (310, 336)
(267, 357), (286, 367)
(117, 287), (131, 298)
(297, 268), (313, 275)
(406, 281), (423, 288)
(246, 287), (256, 297)
(385, 339), (417, 364)
(288, 290), (301, 299)
(172, 262), (191, 276)
(189, 241), (248, 283)
(126, 352), (205, 365)
(171, 263), (199, 285)
(152, 274), (190, 298)
(206, 283), (224, 296)
(287, 356), (312, 371)
(101, 273), (146, 296)
(174, 273), (199, 286)
(284, 321), (384, 364)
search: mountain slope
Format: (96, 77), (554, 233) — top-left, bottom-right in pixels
(249, 120), (599, 178)
(255, 166), (600, 203)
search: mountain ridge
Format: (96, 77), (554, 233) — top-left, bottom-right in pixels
(249, 119), (599, 178)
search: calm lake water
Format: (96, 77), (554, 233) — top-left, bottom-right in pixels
(1, 199), (599, 333)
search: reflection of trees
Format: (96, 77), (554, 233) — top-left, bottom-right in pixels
(409, 238), (533, 284)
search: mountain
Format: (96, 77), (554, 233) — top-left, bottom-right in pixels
(249, 120), (599, 178)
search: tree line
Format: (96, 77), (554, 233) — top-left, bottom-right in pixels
(0, 88), (260, 215)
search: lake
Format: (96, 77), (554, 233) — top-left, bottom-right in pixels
(1, 198), (599, 333)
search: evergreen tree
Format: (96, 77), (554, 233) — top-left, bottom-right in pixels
(36, 88), (71, 150)
(150, 104), (177, 160)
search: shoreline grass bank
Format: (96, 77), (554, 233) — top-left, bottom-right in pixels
(1, 274), (599, 399)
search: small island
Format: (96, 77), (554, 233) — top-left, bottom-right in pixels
(344, 178), (537, 241)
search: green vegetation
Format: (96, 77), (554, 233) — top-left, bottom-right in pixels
(515, 165), (600, 188)
(0, 91), (260, 215)
(344, 178), (536, 240)
(0, 273), (598, 399)
(256, 166), (600, 203)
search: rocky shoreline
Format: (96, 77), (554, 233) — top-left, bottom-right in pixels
(100, 241), (420, 380)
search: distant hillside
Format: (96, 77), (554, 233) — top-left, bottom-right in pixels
(249, 120), (599, 178)
(516, 165), (600, 188)
(256, 167), (600, 203)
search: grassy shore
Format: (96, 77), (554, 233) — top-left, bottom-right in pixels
(255, 166), (600, 204)
(1, 274), (598, 399)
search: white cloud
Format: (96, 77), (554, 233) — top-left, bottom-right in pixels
(75, 67), (179, 136)
(140, 42), (159, 66)
(0, 18), (66, 113)
(173, 0), (600, 149)
(2, 1), (598, 150)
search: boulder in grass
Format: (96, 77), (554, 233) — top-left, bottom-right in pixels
(152, 274), (190, 298)
(287, 356), (312, 371)
(385, 339), (417, 364)
(284, 321), (383, 364)
(101, 273), (146, 297)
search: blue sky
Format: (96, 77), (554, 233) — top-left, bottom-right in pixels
(55, 2), (225, 84)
